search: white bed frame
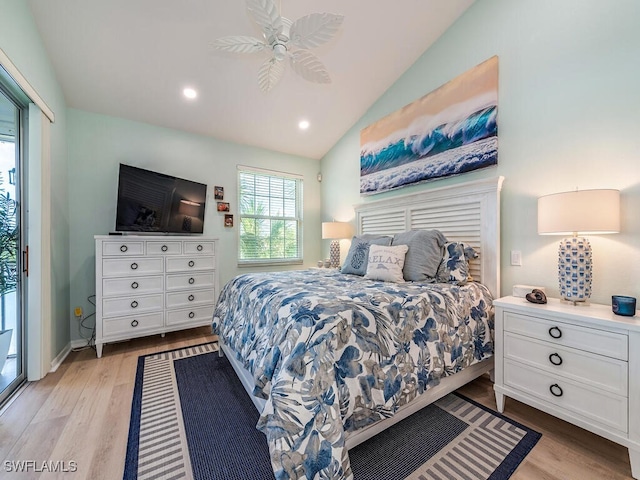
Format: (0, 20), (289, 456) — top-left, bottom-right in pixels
(220, 176), (504, 450)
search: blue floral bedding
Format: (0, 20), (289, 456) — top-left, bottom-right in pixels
(212, 269), (494, 480)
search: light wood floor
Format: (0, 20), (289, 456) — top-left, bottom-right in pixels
(0, 327), (633, 479)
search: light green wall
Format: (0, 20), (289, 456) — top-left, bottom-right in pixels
(321, 0), (640, 305)
(0, 1), (70, 359)
(67, 109), (321, 341)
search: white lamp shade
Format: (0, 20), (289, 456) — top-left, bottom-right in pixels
(322, 222), (352, 240)
(537, 189), (620, 235)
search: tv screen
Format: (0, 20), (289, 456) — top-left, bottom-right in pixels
(115, 164), (207, 234)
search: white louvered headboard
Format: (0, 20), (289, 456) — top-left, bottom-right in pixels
(354, 177), (504, 297)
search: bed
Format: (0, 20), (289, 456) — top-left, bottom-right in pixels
(213, 176), (504, 480)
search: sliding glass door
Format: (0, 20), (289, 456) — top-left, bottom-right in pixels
(0, 87), (24, 406)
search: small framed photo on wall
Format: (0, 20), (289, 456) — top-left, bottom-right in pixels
(224, 214), (233, 228)
(217, 202), (230, 212)
(214, 186), (224, 200)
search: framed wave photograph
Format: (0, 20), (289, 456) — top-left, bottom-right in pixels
(360, 56), (498, 195)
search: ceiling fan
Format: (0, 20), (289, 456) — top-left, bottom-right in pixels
(212, 0), (344, 92)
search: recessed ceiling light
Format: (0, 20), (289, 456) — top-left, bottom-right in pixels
(298, 120), (310, 130)
(183, 88), (197, 99)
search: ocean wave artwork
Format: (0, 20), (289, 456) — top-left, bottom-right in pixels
(360, 56), (499, 195)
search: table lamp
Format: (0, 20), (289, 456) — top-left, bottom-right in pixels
(322, 222), (352, 268)
(537, 189), (620, 303)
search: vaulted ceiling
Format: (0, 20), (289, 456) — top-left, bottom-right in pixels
(27, 0), (475, 159)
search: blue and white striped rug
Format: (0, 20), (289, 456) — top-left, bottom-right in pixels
(124, 343), (540, 480)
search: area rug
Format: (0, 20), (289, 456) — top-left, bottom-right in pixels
(124, 343), (541, 480)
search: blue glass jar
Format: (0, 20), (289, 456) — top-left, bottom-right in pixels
(612, 295), (636, 317)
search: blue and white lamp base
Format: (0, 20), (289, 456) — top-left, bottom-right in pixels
(330, 240), (340, 268)
(558, 237), (592, 303)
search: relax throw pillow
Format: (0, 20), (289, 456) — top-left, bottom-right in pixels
(364, 244), (409, 283)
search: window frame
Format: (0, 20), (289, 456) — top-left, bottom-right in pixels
(236, 166), (303, 267)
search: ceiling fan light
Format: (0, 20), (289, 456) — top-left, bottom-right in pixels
(273, 44), (287, 60)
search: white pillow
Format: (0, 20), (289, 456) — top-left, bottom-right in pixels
(364, 244), (409, 283)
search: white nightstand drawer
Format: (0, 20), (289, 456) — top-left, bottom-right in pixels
(166, 272), (215, 291)
(102, 275), (164, 297)
(166, 256), (215, 273)
(146, 241), (182, 255)
(184, 241), (215, 255)
(102, 312), (164, 337)
(166, 289), (215, 309)
(103, 294), (164, 317)
(504, 360), (628, 432)
(102, 241), (144, 256)
(504, 332), (628, 395)
(504, 311), (628, 361)
(102, 257), (164, 277)
(166, 305), (214, 326)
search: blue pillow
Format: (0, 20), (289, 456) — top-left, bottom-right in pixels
(436, 242), (479, 285)
(341, 235), (392, 275)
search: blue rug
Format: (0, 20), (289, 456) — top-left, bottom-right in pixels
(124, 343), (541, 480)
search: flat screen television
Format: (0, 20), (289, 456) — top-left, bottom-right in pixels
(115, 164), (207, 234)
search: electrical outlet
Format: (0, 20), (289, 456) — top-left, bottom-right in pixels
(74, 306), (83, 317)
(510, 250), (522, 266)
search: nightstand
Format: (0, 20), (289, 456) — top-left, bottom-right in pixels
(493, 296), (640, 479)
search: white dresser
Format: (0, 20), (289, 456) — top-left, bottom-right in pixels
(95, 235), (219, 358)
(493, 296), (640, 479)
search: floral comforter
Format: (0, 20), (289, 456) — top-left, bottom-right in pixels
(212, 269), (494, 480)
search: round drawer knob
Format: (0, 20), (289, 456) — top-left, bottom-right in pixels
(549, 383), (563, 397)
(188, 260), (195, 267)
(188, 277), (195, 285)
(131, 300), (138, 308)
(131, 319), (139, 327)
(188, 294), (195, 302)
(197, 244), (203, 251)
(131, 281), (139, 289)
(548, 326), (562, 339)
(161, 245), (168, 252)
(549, 353), (563, 366)
(189, 311), (195, 319)
(120, 245), (128, 252)
(130, 262), (138, 270)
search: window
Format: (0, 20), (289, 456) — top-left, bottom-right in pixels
(238, 167), (302, 265)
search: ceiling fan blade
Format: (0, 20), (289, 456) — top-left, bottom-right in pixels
(246, 0), (283, 37)
(290, 13), (344, 49)
(258, 57), (285, 92)
(289, 50), (331, 84)
(212, 36), (266, 54)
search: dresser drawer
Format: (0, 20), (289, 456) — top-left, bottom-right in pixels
(504, 360), (628, 432)
(146, 241), (182, 255)
(102, 257), (164, 277)
(103, 294), (164, 317)
(166, 305), (214, 326)
(166, 272), (214, 291)
(102, 275), (164, 297)
(503, 311), (628, 361)
(102, 241), (144, 256)
(102, 312), (164, 337)
(504, 332), (628, 395)
(166, 256), (215, 273)
(166, 289), (215, 309)
(184, 241), (215, 255)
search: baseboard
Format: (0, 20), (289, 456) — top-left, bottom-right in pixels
(50, 342), (71, 373)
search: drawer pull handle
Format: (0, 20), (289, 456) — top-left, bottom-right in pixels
(131, 319), (139, 327)
(189, 311), (195, 319)
(188, 260), (195, 267)
(188, 277), (195, 285)
(197, 244), (203, 251)
(131, 281), (139, 289)
(188, 294), (195, 302)
(548, 326), (562, 339)
(161, 245), (168, 252)
(120, 245), (128, 252)
(131, 262), (138, 270)
(549, 353), (563, 366)
(131, 300), (139, 308)
(549, 384), (563, 397)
